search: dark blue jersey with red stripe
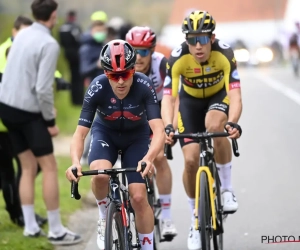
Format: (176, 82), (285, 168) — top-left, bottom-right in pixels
(78, 72), (161, 131)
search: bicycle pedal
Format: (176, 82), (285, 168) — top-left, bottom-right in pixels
(223, 210), (237, 215)
(161, 235), (175, 242)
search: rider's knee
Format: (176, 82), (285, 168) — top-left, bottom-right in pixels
(154, 151), (166, 167)
(91, 175), (109, 187)
(184, 157), (198, 174)
(206, 122), (223, 133)
(130, 185), (148, 212)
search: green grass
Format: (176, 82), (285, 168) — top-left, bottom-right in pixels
(54, 91), (82, 135)
(0, 156), (92, 250)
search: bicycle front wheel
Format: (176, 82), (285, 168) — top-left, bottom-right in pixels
(147, 176), (160, 250)
(105, 202), (126, 250)
(212, 162), (223, 250)
(199, 171), (212, 250)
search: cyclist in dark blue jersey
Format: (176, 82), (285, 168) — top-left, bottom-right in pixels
(66, 39), (165, 250)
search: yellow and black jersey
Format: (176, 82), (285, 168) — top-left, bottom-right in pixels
(163, 39), (241, 98)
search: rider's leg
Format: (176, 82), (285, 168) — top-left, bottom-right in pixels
(124, 137), (154, 250)
(177, 93), (206, 250)
(88, 126), (118, 249)
(205, 95), (238, 213)
(129, 183), (154, 250)
(154, 151), (172, 215)
(153, 150), (177, 236)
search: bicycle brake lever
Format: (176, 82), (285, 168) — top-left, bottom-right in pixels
(141, 162), (153, 194)
(71, 167), (81, 200)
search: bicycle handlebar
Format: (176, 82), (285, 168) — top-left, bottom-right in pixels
(164, 132), (240, 157)
(70, 162), (152, 200)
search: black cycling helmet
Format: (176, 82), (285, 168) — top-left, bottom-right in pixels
(100, 39), (136, 72)
(182, 10), (216, 35)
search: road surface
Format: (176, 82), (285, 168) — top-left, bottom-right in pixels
(81, 66), (300, 250)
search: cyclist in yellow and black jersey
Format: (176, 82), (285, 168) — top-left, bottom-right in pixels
(164, 38), (239, 99)
(161, 10), (243, 250)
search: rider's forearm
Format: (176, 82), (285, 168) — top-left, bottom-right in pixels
(228, 90), (243, 123)
(144, 123), (165, 162)
(70, 131), (85, 165)
(172, 96), (180, 130)
(161, 95), (175, 126)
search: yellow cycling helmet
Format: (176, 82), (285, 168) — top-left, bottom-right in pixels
(182, 10), (216, 34)
(90, 11), (108, 22)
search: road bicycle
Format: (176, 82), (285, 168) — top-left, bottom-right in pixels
(168, 131), (240, 250)
(71, 157), (152, 250)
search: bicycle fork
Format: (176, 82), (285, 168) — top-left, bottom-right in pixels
(194, 166), (217, 231)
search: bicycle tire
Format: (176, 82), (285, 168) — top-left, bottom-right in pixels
(200, 171), (212, 250)
(105, 202), (126, 250)
(212, 161), (223, 250)
(147, 176), (160, 250)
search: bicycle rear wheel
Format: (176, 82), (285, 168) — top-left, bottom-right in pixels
(105, 202), (126, 250)
(199, 171), (212, 250)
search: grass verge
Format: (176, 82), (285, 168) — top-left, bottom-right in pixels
(0, 156), (91, 250)
(54, 91), (82, 135)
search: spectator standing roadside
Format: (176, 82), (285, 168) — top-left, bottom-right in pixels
(0, 0), (81, 245)
(0, 15), (47, 227)
(58, 10), (83, 105)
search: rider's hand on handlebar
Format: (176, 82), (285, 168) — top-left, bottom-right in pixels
(137, 160), (154, 179)
(65, 164), (83, 183)
(165, 124), (175, 145)
(225, 122), (242, 139)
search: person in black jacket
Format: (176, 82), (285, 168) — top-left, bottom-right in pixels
(58, 11), (83, 105)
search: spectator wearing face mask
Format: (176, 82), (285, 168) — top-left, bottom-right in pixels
(79, 20), (107, 84)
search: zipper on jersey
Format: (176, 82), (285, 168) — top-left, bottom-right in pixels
(119, 99), (124, 135)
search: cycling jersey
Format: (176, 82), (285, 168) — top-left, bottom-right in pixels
(146, 52), (167, 101)
(163, 39), (240, 99)
(79, 72), (161, 131)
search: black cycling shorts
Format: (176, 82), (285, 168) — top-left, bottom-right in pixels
(88, 119), (150, 185)
(0, 104), (53, 157)
(177, 87), (229, 147)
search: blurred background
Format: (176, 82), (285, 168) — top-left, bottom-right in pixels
(0, 0), (299, 134)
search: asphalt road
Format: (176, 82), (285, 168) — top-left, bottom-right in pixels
(82, 65), (300, 250)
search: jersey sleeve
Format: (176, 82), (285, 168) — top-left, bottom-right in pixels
(163, 45), (184, 97)
(78, 77), (103, 127)
(140, 76), (161, 120)
(222, 46), (241, 92)
(159, 56), (167, 80)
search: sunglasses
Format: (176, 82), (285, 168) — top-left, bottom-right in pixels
(186, 36), (211, 45)
(105, 69), (135, 82)
(135, 49), (151, 57)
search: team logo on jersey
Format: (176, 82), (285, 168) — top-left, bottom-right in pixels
(110, 98), (116, 104)
(218, 40), (230, 49)
(171, 45), (182, 57)
(231, 69), (240, 80)
(87, 81), (102, 97)
(184, 71), (224, 88)
(166, 62), (170, 70)
(205, 67), (211, 72)
(164, 76), (171, 87)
